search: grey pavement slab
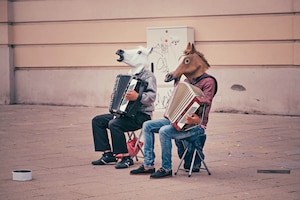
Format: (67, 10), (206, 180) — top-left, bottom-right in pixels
(0, 105), (299, 200)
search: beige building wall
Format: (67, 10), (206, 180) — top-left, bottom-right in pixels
(0, 0), (299, 115)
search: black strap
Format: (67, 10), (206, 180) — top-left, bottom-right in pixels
(193, 74), (218, 96)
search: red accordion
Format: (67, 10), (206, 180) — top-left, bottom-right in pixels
(164, 82), (205, 131)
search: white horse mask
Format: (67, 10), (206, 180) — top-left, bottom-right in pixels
(116, 46), (153, 75)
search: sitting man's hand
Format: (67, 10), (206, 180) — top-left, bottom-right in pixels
(185, 113), (201, 125)
(125, 90), (139, 101)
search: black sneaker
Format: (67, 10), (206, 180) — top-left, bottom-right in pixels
(130, 165), (155, 175)
(115, 156), (134, 169)
(150, 168), (172, 178)
(91, 152), (117, 165)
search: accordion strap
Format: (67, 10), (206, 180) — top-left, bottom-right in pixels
(136, 79), (146, 102)
(127, 76), (148, 117)
(193, 74), (218, 96)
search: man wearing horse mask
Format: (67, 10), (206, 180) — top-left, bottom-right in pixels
(91, 47), (157, 169)
(130, 43), (217, 178)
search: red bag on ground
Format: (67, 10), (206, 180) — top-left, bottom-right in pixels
(115, 137), (143, 159)
(127, 137), (143, 157)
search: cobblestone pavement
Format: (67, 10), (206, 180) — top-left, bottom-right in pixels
(0, 105), (299, 200)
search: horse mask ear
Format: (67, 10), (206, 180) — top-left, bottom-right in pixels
(184, 42), (193, 55)
(191, 43), (196, 53)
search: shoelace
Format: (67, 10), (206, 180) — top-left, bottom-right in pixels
(121, 158), (131, 167)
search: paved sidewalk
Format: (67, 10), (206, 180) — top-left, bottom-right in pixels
(0, 105), (299, 200)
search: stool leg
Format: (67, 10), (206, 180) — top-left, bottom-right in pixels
(134, 141), (145, 161)
(135, 131), (145, 159)
(175, 147), (189, 175)
(196, 150), (211, 175)
(137, 143), (144, 157)
(188, 149), (197, 177)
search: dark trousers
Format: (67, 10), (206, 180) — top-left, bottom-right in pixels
(92, 112), (150, 154)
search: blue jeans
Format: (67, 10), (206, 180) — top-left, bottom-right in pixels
(143, 118), (205, 171)
(143, 118), (170, 168)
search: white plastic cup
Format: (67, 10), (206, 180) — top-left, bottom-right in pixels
(12, 170), (32, 181)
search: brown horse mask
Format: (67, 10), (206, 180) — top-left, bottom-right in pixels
(164, 43), (210, 84)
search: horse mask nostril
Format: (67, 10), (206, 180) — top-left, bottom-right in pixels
(116, 49), (124, 55)
(116, 49), (124, 62)
(164, 73), (174, 82)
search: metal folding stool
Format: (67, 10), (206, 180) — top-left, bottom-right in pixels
(174, 136), (211, 177)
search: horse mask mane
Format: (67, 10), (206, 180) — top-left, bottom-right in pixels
(116, 46), (153, 75)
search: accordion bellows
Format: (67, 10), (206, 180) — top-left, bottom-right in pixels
(164, 82), (205, 131)
(109, 74), (148, 118)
